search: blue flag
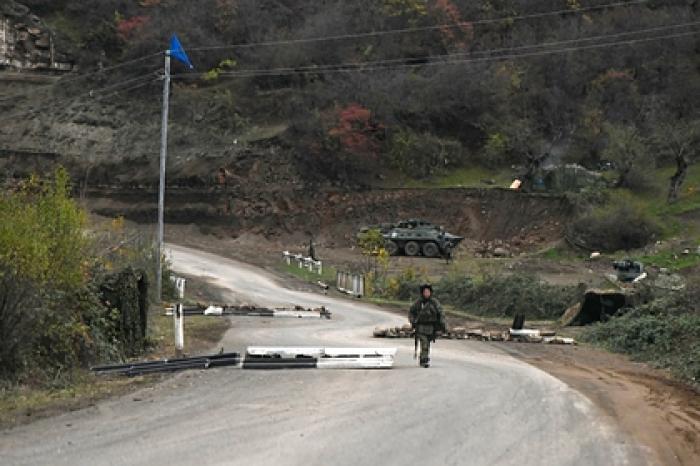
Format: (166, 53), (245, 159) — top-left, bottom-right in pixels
(169, 35), (194, 70)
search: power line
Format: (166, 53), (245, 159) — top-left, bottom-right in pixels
(0, 0), (656, 103)
(92, 78), (160, 102)
(172, 27), (700, 80)
(188, 0), (651, 52)
(0, 72), (161, 124)
(174, 21), (700, 79)
(0, 52), (162, 103)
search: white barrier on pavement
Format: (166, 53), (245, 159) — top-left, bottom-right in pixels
(245, 346), (397, 369)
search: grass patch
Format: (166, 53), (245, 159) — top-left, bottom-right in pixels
(0, 369), (154, 429)
(612, 165), (700, 237)
(280, 262), (336, 284)
(638, 250), (700, 271)
(384, 166), (512, 189)
(539, 243), (586, 261)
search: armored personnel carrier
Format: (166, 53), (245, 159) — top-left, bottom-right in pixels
(359, 219), (464, 257)
(612, 259), (644, 283)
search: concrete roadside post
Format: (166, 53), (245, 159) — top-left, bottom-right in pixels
(177, 277), (185, 299)
(174, 302), (185, 356)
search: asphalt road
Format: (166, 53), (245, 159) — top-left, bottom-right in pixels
(0, 245), (650, 466)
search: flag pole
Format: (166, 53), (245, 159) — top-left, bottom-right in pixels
(156, 50), (171, 302)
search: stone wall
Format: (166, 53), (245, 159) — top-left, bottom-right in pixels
(0, 2), (72, 72)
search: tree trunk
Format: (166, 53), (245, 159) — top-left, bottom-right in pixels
(668, 154), (689, 203)
(616, 166), (631, 188)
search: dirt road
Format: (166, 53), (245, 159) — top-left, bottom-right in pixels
(0, 245), (649, 466)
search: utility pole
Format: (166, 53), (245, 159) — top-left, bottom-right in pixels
(156, 50), (171, 302)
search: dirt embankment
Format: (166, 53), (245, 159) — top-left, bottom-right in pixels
(500, 344), (700, 466)
(86, 187), (570, 249)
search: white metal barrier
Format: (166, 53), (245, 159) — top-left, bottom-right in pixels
(336, 271), (365, 297)
(282, 251), (322, 275)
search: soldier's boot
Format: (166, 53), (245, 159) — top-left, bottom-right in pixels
(420, 357), (430, 368)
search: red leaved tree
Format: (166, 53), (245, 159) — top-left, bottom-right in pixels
(328, 104), (385, 158)
(116, 15), (150, 41)
(430, 0), (473, 49)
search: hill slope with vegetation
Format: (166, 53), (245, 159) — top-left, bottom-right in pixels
(1, 0), (698, 191)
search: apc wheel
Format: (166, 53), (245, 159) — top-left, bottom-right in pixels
(422, 242), (440, 258)
(404, 241), (420, 256)
(385, 240), (399, 256)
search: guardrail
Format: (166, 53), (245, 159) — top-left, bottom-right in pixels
(282, 251), (322, 275)
(336, 271), (365, 297)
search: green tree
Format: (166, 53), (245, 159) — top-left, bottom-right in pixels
(357, 228), (386, 275)
(0, 168), (90, 377)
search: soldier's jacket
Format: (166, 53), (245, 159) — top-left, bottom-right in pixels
(409, 298), (446, 336)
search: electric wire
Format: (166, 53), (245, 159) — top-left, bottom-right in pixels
(173, 21), (700, 78)
(188, 0), (651, 52)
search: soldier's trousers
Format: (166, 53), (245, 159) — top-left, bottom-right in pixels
(417, 333), (431, 361)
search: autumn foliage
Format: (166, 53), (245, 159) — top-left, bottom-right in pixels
(116, 15), (150, 40)
(430, 0), (474, 49)
(328, 104), (384, 157)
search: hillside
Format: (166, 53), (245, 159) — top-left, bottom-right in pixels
(0, 0), (698, 250)
(1, 1), (697, 180)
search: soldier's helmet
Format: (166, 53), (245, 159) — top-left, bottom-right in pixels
(419, 283), (433, 293)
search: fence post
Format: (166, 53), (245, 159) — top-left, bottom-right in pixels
(174, 303), (185, 356)
(177, 278), (186, 299)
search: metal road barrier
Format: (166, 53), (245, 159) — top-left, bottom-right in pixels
(165, 305), (332, 319)
(336, 271), (365, 297)
(282, 251), (323, 275)
(91, 352), (241, 377)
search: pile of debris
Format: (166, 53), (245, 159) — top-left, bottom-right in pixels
(372, 325), (504, 340)
(373, 320), (576, 345)
(165, 304), (332, 319)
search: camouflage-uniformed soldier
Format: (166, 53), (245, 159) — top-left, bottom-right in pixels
(408, 284), (446, 368)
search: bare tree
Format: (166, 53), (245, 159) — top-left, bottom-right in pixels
(654, 120), (700, 203)
(602, 123), (652, 189)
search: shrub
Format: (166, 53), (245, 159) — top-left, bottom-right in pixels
(583, 289), (700, 385)
(0, 169), (90, 378)
(385, 128), (463, 178)
(567, 203), (660, 252)
(385, 267), (428, 301)
(0, 169), (154, 381)
(382, 270), (577, 320)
